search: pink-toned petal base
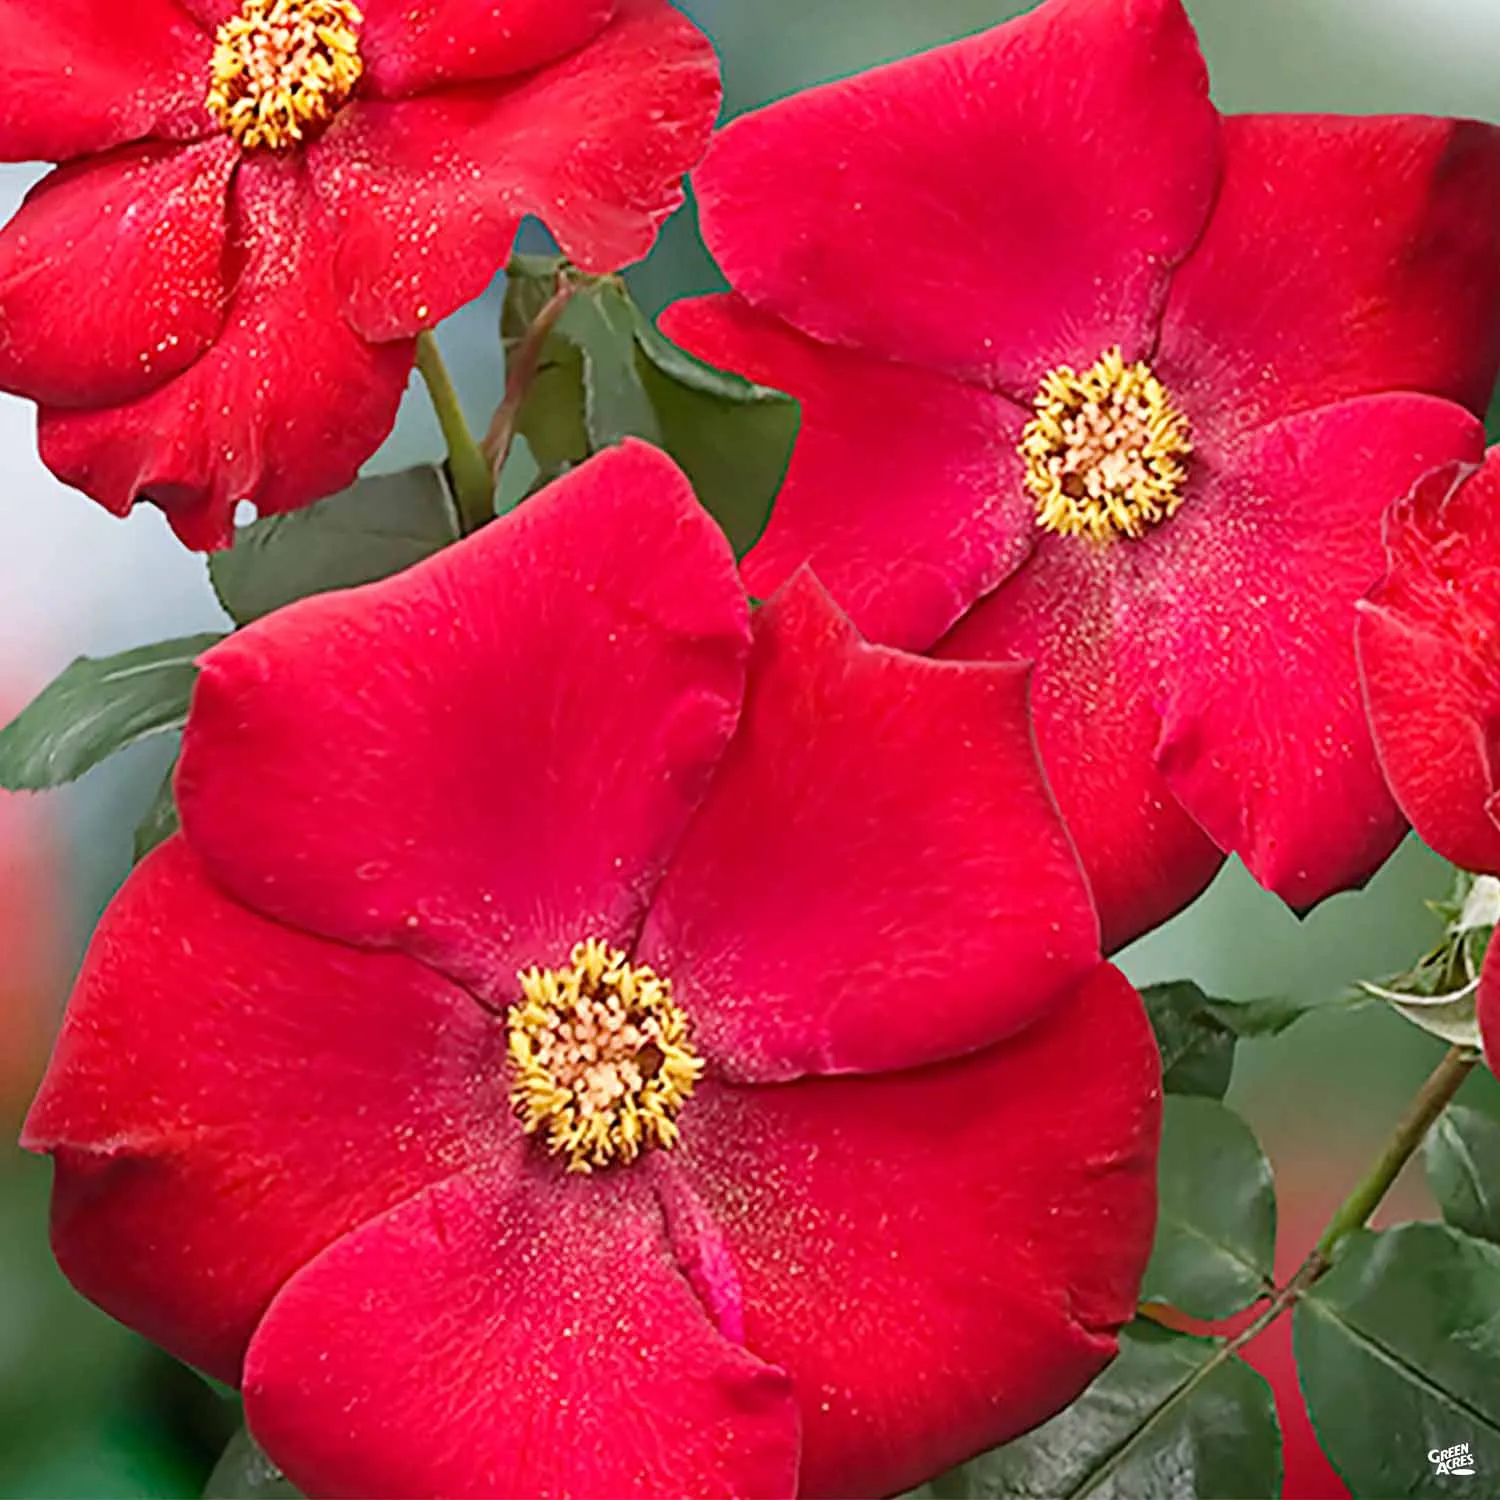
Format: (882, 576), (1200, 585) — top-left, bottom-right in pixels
(663, 294), (1034, 653)
(1147, 394), (1484, 905)
(1358, 453), (1500, 876)
(174, 0), (238, 26)
(21, 838), (509, 1386)
(937, 538), (1225, 953)
(312, 0), (720, 340)
(177, 443), (751, 1000)
(38, 154), (413, 549)
(1159, 113), (1500, 442)
(641, 571), (1099, 1081)
(0, 140), (236, 410)
(695, 0), (1220, 394)
(669, 964), (1160, 1499)
(244, 1168), (800, 1500)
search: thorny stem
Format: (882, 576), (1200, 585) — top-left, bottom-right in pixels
(483, 274), (578, 481)
(415, 331), (494, 534)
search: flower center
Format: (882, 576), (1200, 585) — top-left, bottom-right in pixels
(507, 939), (704, 1173)
(1020, 348), (1193, 543)
(206, 0), (364, 151)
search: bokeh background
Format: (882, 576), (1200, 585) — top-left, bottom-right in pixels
(3, 0), (1500, 1493)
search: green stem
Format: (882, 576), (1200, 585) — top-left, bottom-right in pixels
(1111, 1042), (1477, 1475)
(1223, 1044), (1472, 1348)
(415, 331), (493, 533)
(1314, 1043), (1476, 1258)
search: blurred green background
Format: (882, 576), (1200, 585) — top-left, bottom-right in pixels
(2, 0), (1499, 1493)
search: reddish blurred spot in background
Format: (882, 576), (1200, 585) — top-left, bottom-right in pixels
(0, 682), (67, 1133)
(1149, 1144), (1434, 1500)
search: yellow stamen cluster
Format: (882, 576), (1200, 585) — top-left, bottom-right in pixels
(1020, 347), (1194, 543)
(207, 0), (364, 151)
(508, 939), (704, 1173)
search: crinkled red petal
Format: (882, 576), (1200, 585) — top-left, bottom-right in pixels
(37, 154), (412, 548)
(1358, 452), (1500, 875)
(311, 0), (720, 341)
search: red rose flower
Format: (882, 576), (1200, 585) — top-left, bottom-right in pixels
(1356, 446), (1500, 1066)
(24, 442), (1160, 1498)
(1358, 451), (1500, 880)
(0, 0), (720, 549)
(664, 0), (1500, 950)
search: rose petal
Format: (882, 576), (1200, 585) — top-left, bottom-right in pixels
(21, 837), (507, 1385)
(937, 537), (1224, 953)
(244, 1169), (800, 1500)
(1477, 930), (1500, 1077)
(0, 0), (211, 161)
(662, 294), (1032, 653)
(0, 140), (235, 408)
(37, 154), (412, 548)
(1149, 394), (1485, 905)
(640, 571), (1098, 1081)
(694, 0), (1219, 394)
(175, 1), (237, 26)
(177, 442), (751, 1000)
(311, 0), (720, 341)
(361, 0), (616, 97)
(1358, 454), (1500, 875)
(668, 964), (1159, 1498)
(1160, 114), (1500, 441)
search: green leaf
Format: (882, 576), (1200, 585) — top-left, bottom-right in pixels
(504, 252), (570, 322)
(513, 338), (591, 481)
(500, 258), (799, 556)
(914, 1320), (1280, 1499)
(1142, 982), (1238, 1098)
(132, 755), (180, 862)
(633, 335), (798, 558)
(209, 466), (461, 627)
(564, 288), (662, 450)
(202, 1426), (303, 1500)
(1141, 982), (1312, 1099)
(501, 260), (617, 479)
(1296, 1223), (1500, 1497)
(0, 635), (222, 791)
(1200, 993), (1312, 1039)
(1141, 1096), (1276, 1320)
(1383, 985), (1482, 1050)
(1427, 1105), (1500, 1243)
